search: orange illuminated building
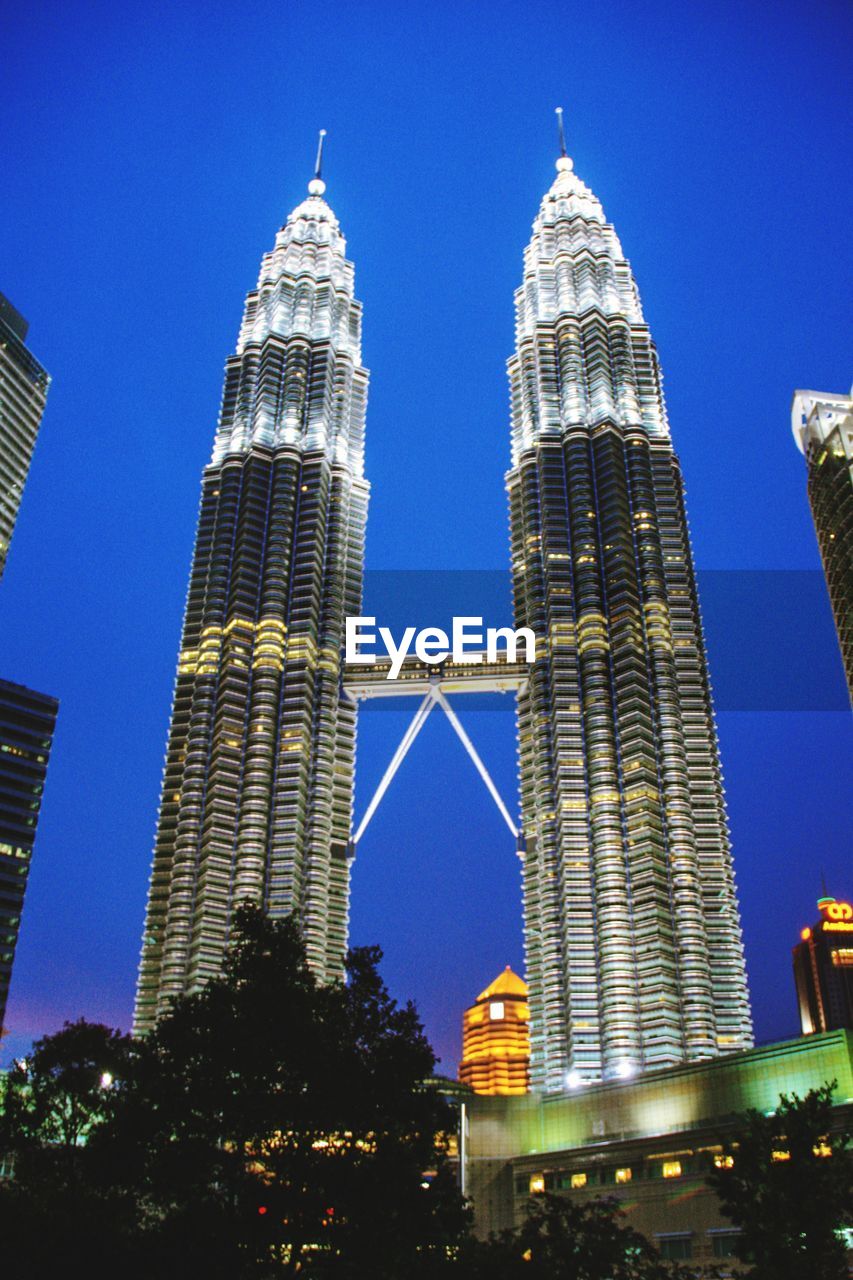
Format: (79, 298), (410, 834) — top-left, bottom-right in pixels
(793, 896), (853, 1035)
(459, 967), (530, 1095)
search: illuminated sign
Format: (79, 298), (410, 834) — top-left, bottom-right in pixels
(813, 900), (853, 932)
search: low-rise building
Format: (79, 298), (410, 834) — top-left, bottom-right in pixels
(464, 1029), (853, 1268)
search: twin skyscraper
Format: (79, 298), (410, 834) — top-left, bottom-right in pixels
(134, 125), (753, 1092)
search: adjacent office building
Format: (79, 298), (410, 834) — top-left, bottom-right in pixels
(793, 895), (853, 1035)
(464, 1029), (853, 1262)
(0, 679), (59, 1031)
(507, 130), (752, 1090)
(792, 388), (853, 702)
(459, 967), (531, 1096)
(0, 292), (50, 580)
(134, 154), (369, 1032)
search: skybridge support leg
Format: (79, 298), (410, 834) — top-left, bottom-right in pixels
(352, 693), (435, 846)
(432, 688), (518, 839)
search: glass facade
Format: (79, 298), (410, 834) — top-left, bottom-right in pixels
(134, 174), (369, 1032)
(0, 292), (50, 580)
(507, 152), (752, 1090)
(0, 679), (59, 1030)
(792, 389), (853, 704)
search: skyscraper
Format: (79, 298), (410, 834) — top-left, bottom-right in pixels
(459, 967), (530, 1096)
(0, 679), (59, 1031)
(791, 388), (852, 702)
(134, 146), (369, 1033)
(0, 292), (50, 580)
(792, 895), (853, 1035)
(507, 120), (752, 1090)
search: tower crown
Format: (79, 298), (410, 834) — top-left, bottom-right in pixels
(509, 114), (668, 462)
(211, 134), (367, 471)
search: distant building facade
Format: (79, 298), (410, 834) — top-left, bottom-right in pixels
(464, 1029), (853, 1267)
(0, 679), (59, 1031)
(793, 896), (853, 1035)
(459, 967), (530, 1095)
(792, 388), (853, 702)
(0, 292), (50, 580)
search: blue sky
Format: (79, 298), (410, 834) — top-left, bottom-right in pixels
(1, 0), (850, 1069)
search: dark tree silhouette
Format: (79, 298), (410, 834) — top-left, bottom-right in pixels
(706, 1081), (853, 1280)
(457, 1194), (712, 1279)
(1, 908), (468, 1278)
(0, 1019), (139, 1275)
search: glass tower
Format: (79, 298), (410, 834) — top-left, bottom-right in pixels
(0, 292), (50, 580)
(134, 158), (369, 1033)
(0, 679), (59, 1031)
(507, 134), (752, 1090)
(792, 388), (853, 704)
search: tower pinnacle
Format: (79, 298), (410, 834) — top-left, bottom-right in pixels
(308, 129), (327, 196)
(554, 106), (573, 173)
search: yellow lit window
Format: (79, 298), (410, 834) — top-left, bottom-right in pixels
(529, 1174), (545, 1194)
(813, 1141), (832, 1158)
(571, 1173), (587, 1189)
(615, 1167), (632, 1184)
(713, 1154), (734, 1170)
(662, 1161), (682, 1179)
(489, 1001), (505, 1021)
(771, 1150), (790, 1163)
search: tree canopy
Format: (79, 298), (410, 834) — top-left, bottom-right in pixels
(707, 1081), (853, 1280)
(0, 907), (466, 1278)
(458, 1193), (707, 1279)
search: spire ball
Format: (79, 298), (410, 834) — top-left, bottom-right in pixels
(308, 128), (327, 195)
(554, 105), (572, 172)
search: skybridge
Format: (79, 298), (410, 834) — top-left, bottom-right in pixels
(342, 652), (528, 853)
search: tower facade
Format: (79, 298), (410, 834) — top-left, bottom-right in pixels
(0, 292), (50, 580)
(792, 388), (853, 703)
(0, 679), (59, 1031)
(135, 164), (369, 1033)
(507, 140), (752, 1090)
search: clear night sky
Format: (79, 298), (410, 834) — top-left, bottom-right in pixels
(1, 0), (850, 1072)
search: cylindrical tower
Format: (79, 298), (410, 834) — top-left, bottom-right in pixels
(135, 157), (368, 1033)
(508, 134), (752, 1090)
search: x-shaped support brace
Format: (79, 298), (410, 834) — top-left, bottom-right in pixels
(352, 683), (518, 847)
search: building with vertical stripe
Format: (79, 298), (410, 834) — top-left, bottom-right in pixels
(792, 388), (853, 703)
(0, 293), (50, 580)
(0, 679), (59, 1031)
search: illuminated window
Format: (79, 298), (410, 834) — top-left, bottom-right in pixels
(713, 1154), (734, 1170)
(615, 1167), (632, 1184)
(570, 1173), (587, 1189)
(662, 1161), (682, 1179)
(813, 1140), (833, 1158)
(489, 1001), (505, 1020)
(831, 949), (853, 967)
(771, 1150), (790, 1163)
(529, 1174), (545, 1194)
